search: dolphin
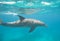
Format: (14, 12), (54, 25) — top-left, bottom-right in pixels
(0, 15), (47, 32)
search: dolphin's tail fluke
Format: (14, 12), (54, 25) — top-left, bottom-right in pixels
(0, 19), (2, 24)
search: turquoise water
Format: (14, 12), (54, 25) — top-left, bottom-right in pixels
(0, 0), (60, 41)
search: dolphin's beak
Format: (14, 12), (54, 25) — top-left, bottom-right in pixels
(44, 24), (48, 27)
(42, 23), (48, 27)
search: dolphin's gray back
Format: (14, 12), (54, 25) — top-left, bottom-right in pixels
(22, 19), (45, 26)
(22, 19), (40, 26)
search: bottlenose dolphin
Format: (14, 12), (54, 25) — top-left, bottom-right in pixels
(0, 15), (47, 32)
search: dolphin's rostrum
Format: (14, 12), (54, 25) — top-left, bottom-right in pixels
(0, 15), (47, 32)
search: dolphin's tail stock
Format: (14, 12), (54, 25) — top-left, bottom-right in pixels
(0, 19), (3, 25)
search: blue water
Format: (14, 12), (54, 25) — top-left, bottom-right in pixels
(0, 0), (60, 41)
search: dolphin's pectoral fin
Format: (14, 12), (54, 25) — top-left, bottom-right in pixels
(29, 26), (36, 32)
(17, 15), (25, 21)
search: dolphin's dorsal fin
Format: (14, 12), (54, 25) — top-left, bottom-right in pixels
(17, 15), (25, 21)
(29, 26), (36, 32)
